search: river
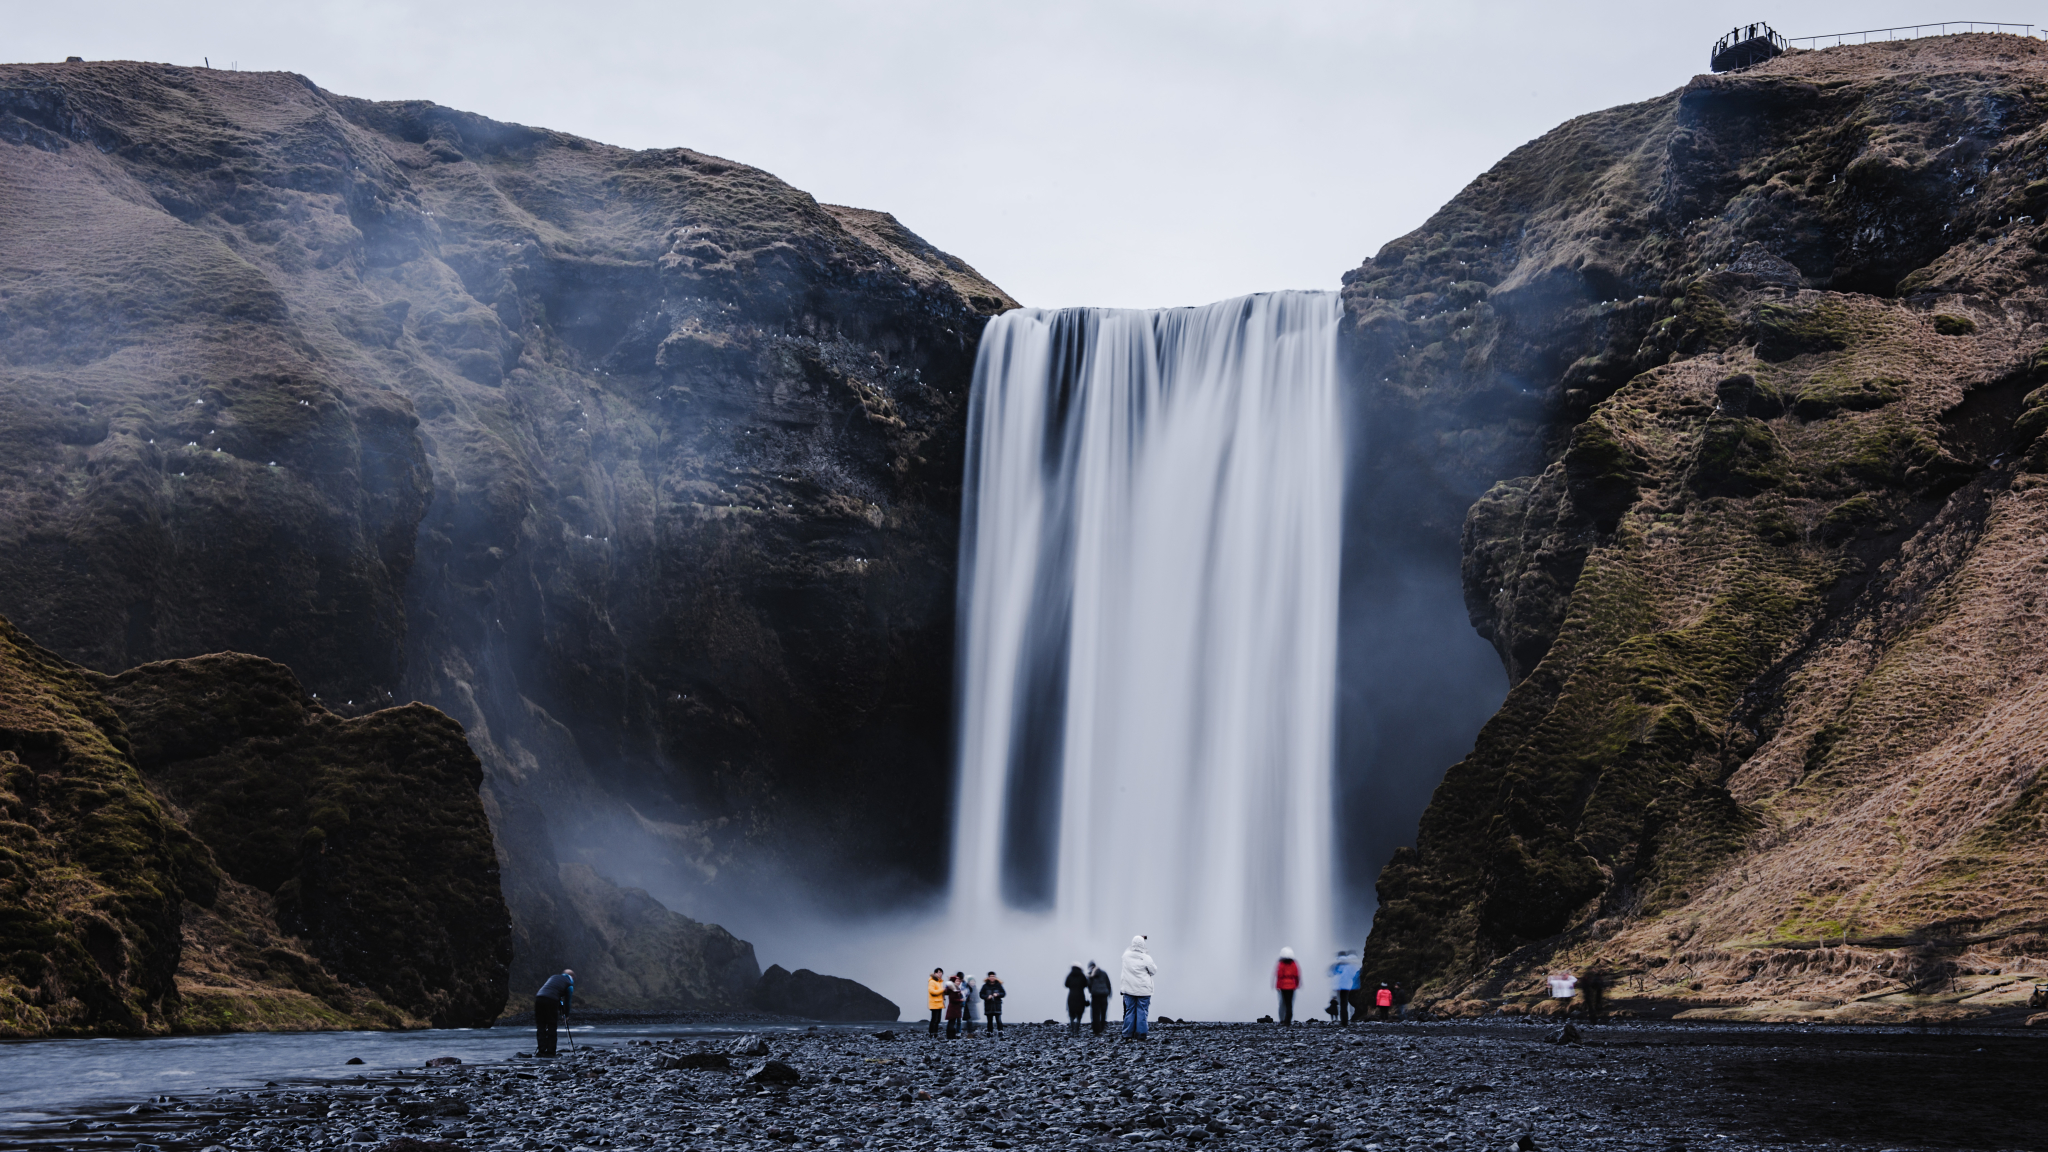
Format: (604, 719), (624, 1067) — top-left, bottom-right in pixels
(0, 1020), (833, 1128)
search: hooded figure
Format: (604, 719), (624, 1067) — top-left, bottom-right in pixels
(1085, 961), (1113, 1035)
(962, 972), (981, 1035)
(1330, 950), (1362, 1025)
(1273, 947), (1301, 1025)
(1119, 935), (1157, 1041)
(1065, 965), (1089, 1035)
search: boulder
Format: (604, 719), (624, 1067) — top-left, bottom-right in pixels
(658, 1052), (731, 1071)
(745, 1059), (802, 1085)
(730, 1034), (772, 1057)
(751, 964), (900, 1022)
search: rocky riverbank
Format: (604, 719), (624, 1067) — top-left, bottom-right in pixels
(13, 1020), (2043, 1151)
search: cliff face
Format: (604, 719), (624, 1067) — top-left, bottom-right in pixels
(99, 653), (511, 1026)
(0, 614), (507, 1036)
(0, 60), (1014, 1008)
(1348, 35), (2048, 1021)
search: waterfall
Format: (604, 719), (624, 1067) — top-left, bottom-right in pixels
(950, 291), (1342, 1021)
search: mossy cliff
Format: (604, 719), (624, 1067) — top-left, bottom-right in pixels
(0, 60), (1014, 1002)
(98, 652), (511, 1026)
(0, 613), (508, 1036)
(1349, 35), (2048, 1021)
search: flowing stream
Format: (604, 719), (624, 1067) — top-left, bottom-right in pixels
(948, 291), (1343, 1021)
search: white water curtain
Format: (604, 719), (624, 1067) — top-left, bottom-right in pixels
(951, 291), (1342, 1020)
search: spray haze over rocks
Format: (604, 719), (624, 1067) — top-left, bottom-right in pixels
(0, 58), (1008, 1022)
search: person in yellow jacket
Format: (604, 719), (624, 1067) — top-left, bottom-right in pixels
(927, 967), (946, 1038)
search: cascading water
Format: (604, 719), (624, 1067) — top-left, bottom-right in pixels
(950, 291), (1343, 1021)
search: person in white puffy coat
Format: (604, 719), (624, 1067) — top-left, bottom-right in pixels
(1118, 935), (1157, 1040)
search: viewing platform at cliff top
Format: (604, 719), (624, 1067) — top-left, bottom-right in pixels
(1712, 19), (2038, 73)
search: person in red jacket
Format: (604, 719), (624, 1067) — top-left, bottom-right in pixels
(1273, 948), (1302, 1026)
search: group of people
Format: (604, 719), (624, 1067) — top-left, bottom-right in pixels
(936, 936), (1162, 1043)
(927, 969), (1008, 1038)
(1271, 949), (1402, 1025)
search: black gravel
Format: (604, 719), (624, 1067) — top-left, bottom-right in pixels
(9, 1020), (2044, 1152)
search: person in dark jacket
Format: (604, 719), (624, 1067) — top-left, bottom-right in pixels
(1274, 948), (1301, 1025)
(980, 972), (1007, 1036)
(944, 972), (965, 1039)
(1085, 961), (1113, 1035)
(1064, 965), (1089, 1035)
(534, 969), (574, 1057)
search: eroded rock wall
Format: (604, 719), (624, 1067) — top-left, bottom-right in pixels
(1349, 35), (2048, 1021)
(0, 60), (1015, 1011)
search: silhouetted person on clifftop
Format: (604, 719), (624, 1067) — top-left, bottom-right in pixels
(534, 969), (574, 1057)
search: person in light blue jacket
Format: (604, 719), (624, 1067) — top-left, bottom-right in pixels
(1329, 951), (1361, 1026)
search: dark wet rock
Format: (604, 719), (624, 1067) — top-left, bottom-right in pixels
(752, 963), (901, 1022)
(745, 1058), (803, 1085)
(658, 1052), (731, 1071)
(422, 1056), (463, 1068)
(730, 1034), (772, 1058)
(346, 1057), (365, 1065)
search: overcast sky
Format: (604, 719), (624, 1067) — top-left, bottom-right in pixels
(18, 2), (2034, 308)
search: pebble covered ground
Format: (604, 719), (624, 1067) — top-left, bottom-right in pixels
(16, 1020), (2044, 1152)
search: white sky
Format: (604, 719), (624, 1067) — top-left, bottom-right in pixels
(16, 2), (2034, 308)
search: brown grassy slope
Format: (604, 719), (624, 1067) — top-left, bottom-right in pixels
(1347, 35), (2048, 1020)
(0, 60), (1017, 1008)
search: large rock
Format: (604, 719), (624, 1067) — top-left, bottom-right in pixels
(0, 60), (1015, 1005)
(0, 611), (505, 1036)
(751, 963), (899, 1021)
(0, 614), (212, 1035)
(97, 652), (511, 1027)
(536, 862), (758, 1011)
(1349, 34), (2048, 1020)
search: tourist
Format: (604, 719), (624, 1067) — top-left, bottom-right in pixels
(981, 972), (1007, 1036)
(963, 971), (981, 1036)
(1273, 947), (1301, 1026)
(1392, 980), (1410, 1020)
(1086, 961), (1113, 1035)
(945, 972), (966, 1039)
(1374, 982), (1393, 1020)
(1120, 935), (1156, 1041)
(534, 968), (574, 1057)
(1580, 966), (1610, 1024)
(1064, 965), (1089, 1035)
(927, 968), (946, 1038)
(1547, 969), (1578, 1019)
(1330, 950), (1361, 1026)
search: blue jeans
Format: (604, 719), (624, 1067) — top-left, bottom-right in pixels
(1121, 994), (1150, 1038)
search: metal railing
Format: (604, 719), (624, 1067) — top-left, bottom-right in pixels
(1713, 23), (1788, 60)
(1788, 21), (2035, 48)
(1711, 22), (1789, 72)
